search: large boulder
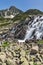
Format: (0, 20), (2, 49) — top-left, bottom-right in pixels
(30, 45), (39, 55)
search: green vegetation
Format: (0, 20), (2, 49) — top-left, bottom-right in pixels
(2, 41), (9, 48)
(0, 17), (10, 23)
(33, 62), (37, 65)
(0, 22), (10, 26)
(0, 16), (11, 27)
(37, 40), (43, 44)
(13, 9), (43, 22)
(12, 13), (29, 22)
(0, 13), (29, 27)
(25, 9), (43, 15)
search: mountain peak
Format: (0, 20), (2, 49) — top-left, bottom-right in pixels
(9, 6), (16, 9)
(0, 6), (23, 18)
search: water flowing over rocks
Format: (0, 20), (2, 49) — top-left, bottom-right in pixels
(18, 15), (43, 42)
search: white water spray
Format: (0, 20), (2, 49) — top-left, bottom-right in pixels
(18, 16), (43, 42)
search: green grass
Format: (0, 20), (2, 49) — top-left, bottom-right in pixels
(0, 17), (11, 27)
(12, 13), (29, 22)
(37, 40), (43, 44)
(2, 41), (9, 48)
(33, 63), (37, 65)
(0, 22), (10, 26)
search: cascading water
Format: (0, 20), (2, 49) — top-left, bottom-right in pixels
(18, 16), (43, 42)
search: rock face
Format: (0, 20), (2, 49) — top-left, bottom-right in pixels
(14, 25), (27, 39)
(14, 17), (31, 40)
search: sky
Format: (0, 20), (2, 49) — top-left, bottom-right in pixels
(0, 0), (43, 12)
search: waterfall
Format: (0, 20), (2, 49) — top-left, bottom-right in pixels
(18, 16), (43, 42)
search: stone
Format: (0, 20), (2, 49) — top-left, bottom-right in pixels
(20, 49), (26, 57)
(0, 52), (6, 62)
(0, 62), (2, 65)
(29, 61), (33, 65)
(36, 61), (41, 65)
(6, 58), (17, 65)
(20, 56), (29, 65)
(2, 63), (6, 65)
(6, 51), (13, 58)
(30, 49), (37, 55)
(32, 45), (39, 51)
(30, 45), (39, 55)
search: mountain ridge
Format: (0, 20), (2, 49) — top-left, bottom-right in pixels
(0, 6), (23, 18)
(25, 9), (43, 15)
(0, 6), (43, 18)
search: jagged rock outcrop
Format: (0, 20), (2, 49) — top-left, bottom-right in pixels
(0, 6), (23, 18)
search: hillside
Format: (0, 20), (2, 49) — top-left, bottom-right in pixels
(13, 9), (43, 22)
(25, 9), (43, 15)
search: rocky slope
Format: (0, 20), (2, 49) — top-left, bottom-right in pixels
(0, 41), (43, 65)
